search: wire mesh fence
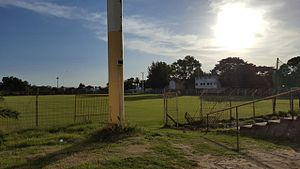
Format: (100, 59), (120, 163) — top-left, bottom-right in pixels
(164, 88), (300, 151)
(164, 88), (300, 128)
(0, 94), (109, 132)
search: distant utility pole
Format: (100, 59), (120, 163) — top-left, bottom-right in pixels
(107, 0), (124, 125)
(273, 58), (280, 114)
(275, 58), (280, 94)
(56, 77), (59, 88)
(141, 72), (145, 91)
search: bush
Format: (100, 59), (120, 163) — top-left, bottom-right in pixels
(288, 110), (300, 117)
(88, 124), (140, 143)
(0, 108), (20, 119)
(278, 111), (288, 117)
(272, 111), (279, 116)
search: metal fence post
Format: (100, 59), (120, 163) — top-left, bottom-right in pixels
(298, 93), (300, 110)
(74, 95), (77, 123)
(35, 90), (39, 127)
(290, 92), (294, 118)
(176, 92), (179, 128)
(200, 96), (203, 118)
(229, 100), (232, 122)
(272, 97), (276, 114)
(252, 92), (256, 121)
(236, 107), (240, 152)
(166, 94), (168, 125)
(163, 93), (167, 125)
(206, 114), (209, 132)
(252, 102), (256, 121)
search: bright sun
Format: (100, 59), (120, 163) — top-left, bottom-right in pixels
(214, 3), (265, 50)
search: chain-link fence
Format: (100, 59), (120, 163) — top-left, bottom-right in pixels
(164, 88), (300, 128)
(0, 94), (108, 132)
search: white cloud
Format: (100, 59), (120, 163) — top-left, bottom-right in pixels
(1, 0), (300, 70)
(124, 16), (216, 57)
(0, 0), (107, 40)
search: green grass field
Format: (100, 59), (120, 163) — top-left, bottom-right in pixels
(0, 94), (296, 132)
(0, 94), (299, 168)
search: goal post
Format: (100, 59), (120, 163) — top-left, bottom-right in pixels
(107, 0), (124, 125)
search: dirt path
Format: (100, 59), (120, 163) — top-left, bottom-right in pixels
(174, 143), (300, 169)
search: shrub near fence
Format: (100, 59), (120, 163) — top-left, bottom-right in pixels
(0, 94), (109, 132)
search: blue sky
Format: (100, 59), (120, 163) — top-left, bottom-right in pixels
(0, 0), (300, 87)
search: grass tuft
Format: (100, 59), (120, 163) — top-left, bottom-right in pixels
(87, 124), (141, 143)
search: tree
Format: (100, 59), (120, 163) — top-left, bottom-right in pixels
(287, 56), (300, 67)
(78, 83), (85, 89)
(211, 57), (247, 88)
(0, 76), (30, 92)
(134, 77), (140, 88)
(147, 61), (171, 89)
(171, 56), (203, 89)
(278, 56), (300, 88)
(124, 78), (135, 90)
(211, 57), (273, 88)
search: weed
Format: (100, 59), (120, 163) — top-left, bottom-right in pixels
(278, 111), (288, 117)
(88, 124), (141, 143)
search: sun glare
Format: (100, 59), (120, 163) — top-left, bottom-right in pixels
(213, 3), (265, 50)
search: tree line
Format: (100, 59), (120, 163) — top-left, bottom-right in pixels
(0, 77), (107, 95)
(146, 56), (300, 89)
(1, 56), (299, 95)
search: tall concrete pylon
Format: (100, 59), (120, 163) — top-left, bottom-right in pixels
(107, 0), (124, 125)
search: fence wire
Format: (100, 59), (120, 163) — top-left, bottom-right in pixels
(0, 94), (108, 132)
(164, 88), (300, 151)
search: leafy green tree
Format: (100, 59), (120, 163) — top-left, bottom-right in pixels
(134, 77), (140, 88)
(78, 83), (85, 89)
(278, 56), (300, 87)
(171, 56), (203, 89)
(212, 57), (273, 88)
(0, 76), (30, 92)
(211, 57), (247, 88)
(147, 61), (171, 89)
(124, 78), (135, 90)
(287, 56), (300, 67)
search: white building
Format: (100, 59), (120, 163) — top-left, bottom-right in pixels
(195, 75), (220, 89)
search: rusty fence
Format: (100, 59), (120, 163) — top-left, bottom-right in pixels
(206, 88), (300, 151)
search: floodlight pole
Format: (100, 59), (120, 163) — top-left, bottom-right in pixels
(107, 0), (124, 125)
(56, 77), (59, 88)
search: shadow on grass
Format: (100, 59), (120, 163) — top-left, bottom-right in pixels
(241, 134), (300, 152)
(201, 135), (236, 152)
(211, 129), (300, 152)
(6, 125), (140, 169)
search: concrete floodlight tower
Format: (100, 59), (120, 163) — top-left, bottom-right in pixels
(107, 0), (124, 125)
